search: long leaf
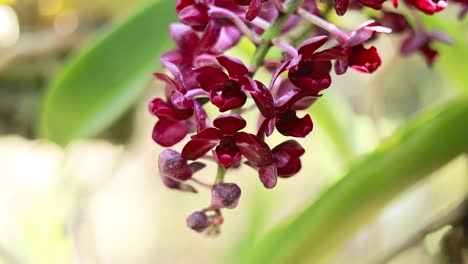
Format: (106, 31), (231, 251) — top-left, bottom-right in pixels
(40, 0), (176, 145)
(247, 97), (468, 263)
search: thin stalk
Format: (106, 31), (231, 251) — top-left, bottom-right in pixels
(297, 7), (349, 43)
(209, 6), (261, 45)
(215, 164), (225, 183)
(190, 177), (213, 189)
(251, 0), (305, 72)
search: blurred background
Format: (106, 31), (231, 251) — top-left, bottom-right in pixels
(0, 0), (467, 263)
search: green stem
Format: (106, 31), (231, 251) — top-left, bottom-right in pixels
(247, 96), (468, 263)
(250, 0), (305, 71)
(215, 164), (225, 183)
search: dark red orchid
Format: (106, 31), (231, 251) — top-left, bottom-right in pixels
(240, 77), (314, 138)
(400, 30), (453, 66)
(272, 140), (305, 178)
(196, 55), (250, 112)
(334, 21), (390, 74)
(181, 114), (278, 188)
(283, 36), (346, 94)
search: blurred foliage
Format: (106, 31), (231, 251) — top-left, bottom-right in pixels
(40, 0), (176, 145)
(244, 12), (468, 263)
(0, 0), (14, 5)
(422, 13), (468, 94)
(247, 97), (468, 263)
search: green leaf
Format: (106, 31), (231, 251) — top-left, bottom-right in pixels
(247, 97), (468, 263)
(40, 0), (176, 145)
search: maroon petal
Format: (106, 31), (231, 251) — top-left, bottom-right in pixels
(196, 66), (229, 91)
(275, 80), (302, 110)
(194, 100), (208, 132)
(348, 45), (381, 73)
(312, 48), (347, 61)
(334, 59), (348, 75)
(152, 120), (188, 147)
(196, 19), (222, 54)
(169, 24), (200, 51)
(272, 140), (305, 157)
(420, 45), (438, 66)
(217, 55), (249, 79)
(240, 77), (275, 118)
(276, 156), (301, 177)
(276, 111), (313, 138)
(176, 0), (195, 12)
(181, 139), (218, 160)
(213, 147), (242, 169)
(272, 150), (290, 168)
(290, 95), (319, 110)
(160, 50), (186, 66)
(148, 98), (178, 119)
(258, 163), (278, 189)
(178, 3), (210, 28)
(190, 127), (223, 141)
(235, 132), (274, 167)
(269, 60), (290, 90)
(212, 25), (242, 54)
(153, 72), (185, 93)
(246, 0), (262, 21)
(345, 27), (375, 48)
(298, 35), (329, 56)
(213, 114), (247, 134)
(161, 61), (187, 88)
(170, 91), (194, 118)
(358, 0), (386, 9)
(210, 88), (247, 112)
(289, 67), (332, 94)
(189, 161), (206, 173)
(378, 12), (409, 33)
(334, 0), (349, 15)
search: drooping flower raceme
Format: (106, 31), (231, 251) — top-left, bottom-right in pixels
(149, 0), (459, 234)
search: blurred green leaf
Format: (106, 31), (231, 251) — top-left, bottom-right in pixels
(247, 97), (468, 263)
(40, 0), (176, 145)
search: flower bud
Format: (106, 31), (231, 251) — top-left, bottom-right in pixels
(211, 183), (241, 209)
(186, 211), (211, 232)
(158, 149), (192, 181)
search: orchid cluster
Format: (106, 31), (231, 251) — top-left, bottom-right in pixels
(150, 0), (464, 234)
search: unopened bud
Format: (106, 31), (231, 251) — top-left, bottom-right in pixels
(187, 211), (211, 232)
(211, 183), (241, 209)
(159, 149), (192, 181)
